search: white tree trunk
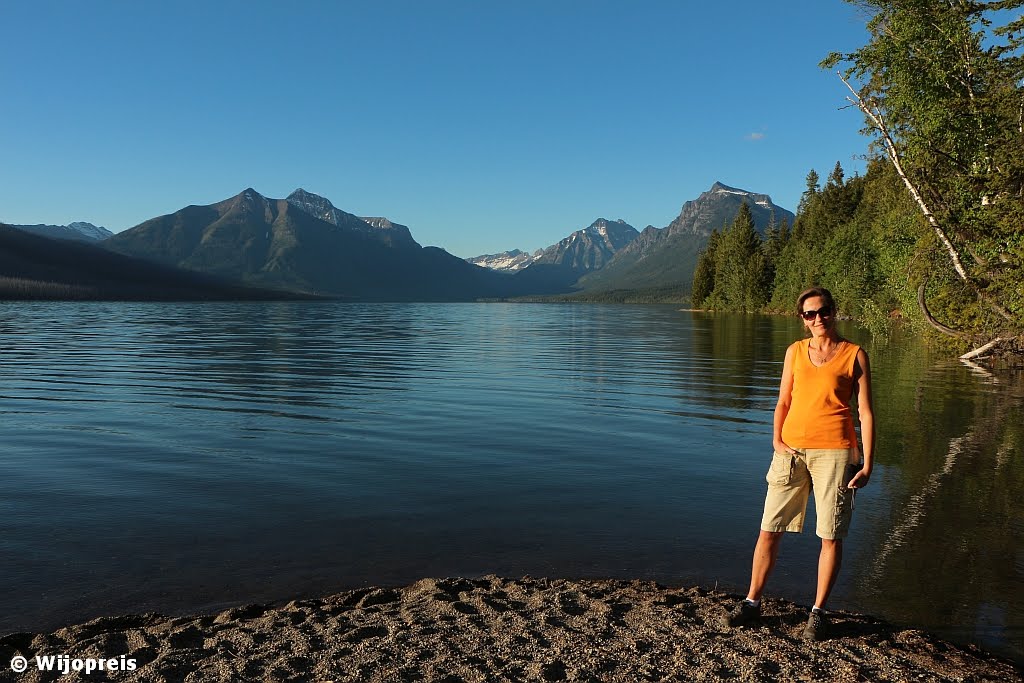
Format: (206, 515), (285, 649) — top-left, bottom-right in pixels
(839, 75), (972, 282)
(839, 73), (1015, 324)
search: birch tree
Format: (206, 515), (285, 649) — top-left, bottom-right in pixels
(822, 0), (1024, 357)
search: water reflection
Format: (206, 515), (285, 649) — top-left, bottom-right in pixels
(853, 337), (1024, 657)
(0, 302), (1020, 662)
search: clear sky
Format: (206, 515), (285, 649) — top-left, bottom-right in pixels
(1, 1), (873, 258)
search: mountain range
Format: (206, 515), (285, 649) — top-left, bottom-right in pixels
(466, 249), (542, 272)
(576, 182), (793, 293)
(0, 223), (304, 301)
(2, 182), (793, 301)
(101, 188), (509, 301)
(506, 218), (642, 292)
(470, 182), (794, 296)
(10, 221), (113, 242)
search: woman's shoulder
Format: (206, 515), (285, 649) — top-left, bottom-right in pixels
(841, 340), (864, 373)
(784, 339), (807, 363)
(786, 339), (811, 356)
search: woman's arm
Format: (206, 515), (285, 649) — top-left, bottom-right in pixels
(773, 344), (797, 455)
(850, 348), (874, 488)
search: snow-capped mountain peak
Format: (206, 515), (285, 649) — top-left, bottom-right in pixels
(67, 222), (113, 240)
(286, 188), (347, 225)
(9, 221), (113, 242)
(466, 249), (541, 272)
(709, 181), (777, 208)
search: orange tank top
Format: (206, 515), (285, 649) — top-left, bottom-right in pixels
(780, 338), (860, 449)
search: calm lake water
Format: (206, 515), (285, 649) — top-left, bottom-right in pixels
(1, 302), (1021, 661)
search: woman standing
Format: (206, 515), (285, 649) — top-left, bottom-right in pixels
(721, 287), (875, 641)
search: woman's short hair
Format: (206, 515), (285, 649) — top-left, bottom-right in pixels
(795, 287), (836, 317)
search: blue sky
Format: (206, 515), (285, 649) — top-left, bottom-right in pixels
(1, 1), (873, 258)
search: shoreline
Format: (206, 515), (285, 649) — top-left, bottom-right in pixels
(1, 576), (1020, 683)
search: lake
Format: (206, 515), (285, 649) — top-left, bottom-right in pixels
(1, 302), (1021, 662)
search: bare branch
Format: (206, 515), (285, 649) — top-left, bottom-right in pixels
(960, 337), (1005, 359)
(917, 284), (968, 338)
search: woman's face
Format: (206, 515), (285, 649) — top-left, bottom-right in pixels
(801, 295), (835, 335)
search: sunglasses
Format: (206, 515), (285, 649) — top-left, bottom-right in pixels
(800, 307), (834, 321)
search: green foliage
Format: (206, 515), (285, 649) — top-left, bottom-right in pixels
(697, 2), (1022, 352)
(691, 230), (718, 307)
(705, 203), (771, 312)
(822, 0), (1024, 341)
(769, 161), (920, 327)
(798, 169), (820, 216)
(761, 217), (788, 290)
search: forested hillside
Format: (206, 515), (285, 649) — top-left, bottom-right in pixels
(694, 1), (1024, 360)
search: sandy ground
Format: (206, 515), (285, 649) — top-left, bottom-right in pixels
(1, 576), (1020, 682)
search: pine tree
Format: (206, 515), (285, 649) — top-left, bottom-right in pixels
(762, 216), (789, 293)
(823, 0), (1024, 350)
(797, 169), (820, 215)
(711, 203), (769, 312)
(691, 230), (719, 307)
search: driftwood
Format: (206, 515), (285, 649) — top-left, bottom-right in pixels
(960, 337), (1005, 360)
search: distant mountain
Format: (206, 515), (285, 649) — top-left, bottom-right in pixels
(357, 216), (420, 249)
(0, 223), (303, 301)
(577, 182), (793, 294)
(285, 189), (420, 249)
(102, 188), (507, 301)
(532, 218), (639, 271)
(664, 181), (791, 236)
(466, 249), (543, 272)
(510, 218), (640, 292)
(10, 221), (113, 242)
(25, 181), (790, 301)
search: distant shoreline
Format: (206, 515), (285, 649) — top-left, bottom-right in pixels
(1, 576), (1019, 682)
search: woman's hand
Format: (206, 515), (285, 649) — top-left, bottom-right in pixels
(848, 468), (871, 489)
(773, 439), (797, 455)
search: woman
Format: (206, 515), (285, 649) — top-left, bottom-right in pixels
(721, 286), (875, 641)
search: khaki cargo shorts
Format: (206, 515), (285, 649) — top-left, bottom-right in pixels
(760, 448), (859, 540)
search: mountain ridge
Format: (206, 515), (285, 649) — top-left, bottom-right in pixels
(285, 189), (420, 249)
(576, 182), (793, 294)
(102, 187), (509, 301)
(0, 223), (305, 301)
(10, 221), (113, 242)
(466, 249), (543, 272)
(10, 181), (793, 301)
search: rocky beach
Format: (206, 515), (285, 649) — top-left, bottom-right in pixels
(1, 576), (1019, 682)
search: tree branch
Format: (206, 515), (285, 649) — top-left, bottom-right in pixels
(839, 72), (1016, 324)
(917, 283), (968, 338)
(960, 336), (1005, 359)
(839, 73), (974, 283)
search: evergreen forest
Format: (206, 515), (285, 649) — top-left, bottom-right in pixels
(692, 0), (1024, 361)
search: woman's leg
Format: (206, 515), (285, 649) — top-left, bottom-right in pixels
(814, 538), (843, 608)
(747, 530), (784, 601)
(805, 448), (854, 607)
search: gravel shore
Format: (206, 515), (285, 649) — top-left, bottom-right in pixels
(1, 576), (1020, 682)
